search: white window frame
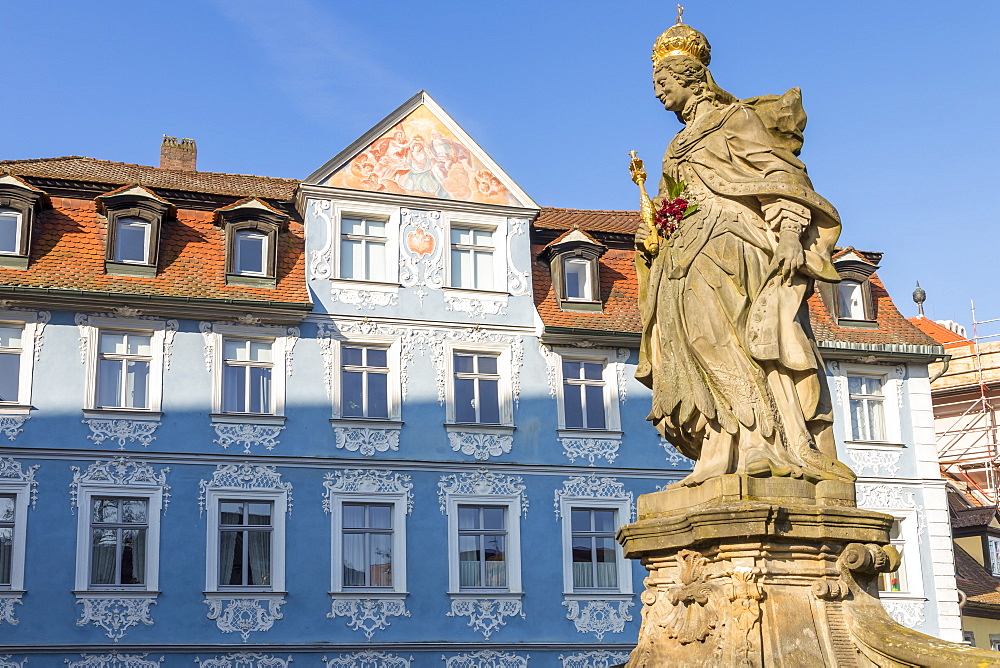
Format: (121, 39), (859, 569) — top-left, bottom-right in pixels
(233, 229), (269, 277)
(988, 535), (1000, 577)
(838, 280), (866, 320)
(444, 492), (522, 596)
(0, 310), (45, 414)
(554, 348), (622, 435)
(444, 341), (514, 427)
(328, 491), (408, 596)
(873, 511), (923, 600)
(208, 324), (291, 418)
(443, 212), (509, 296)
(113, 217), (152, 265)
(0, 480), (31, 593)
(332, 202), (401, 289)
(74, 484), (163, 593)
(562, 256), (595, 302)
(557, 497), (631, 597)
(838, 365), (902, 445)
(82, 317), (167, 414)
(0, 208), (22, 256)
(330, 334), (403, 423)
(204, 488), (287, 593)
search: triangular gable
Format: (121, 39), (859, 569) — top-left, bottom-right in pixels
(306, 91), (537, 208)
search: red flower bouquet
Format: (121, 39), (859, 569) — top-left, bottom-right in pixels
(653, 174), (698, 239)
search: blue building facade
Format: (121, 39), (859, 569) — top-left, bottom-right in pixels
(0, 92), (957, 667)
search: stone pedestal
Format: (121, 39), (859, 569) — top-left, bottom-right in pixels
(617, 475), (1000, 667)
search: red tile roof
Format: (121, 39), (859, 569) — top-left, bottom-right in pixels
(907, 316), (970, 347)
(535, 207), (641, 235)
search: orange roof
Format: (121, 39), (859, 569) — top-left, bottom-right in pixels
(907, 316), (970, 347)
(535, 207), (641, 235)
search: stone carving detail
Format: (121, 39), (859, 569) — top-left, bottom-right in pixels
(856, 484), (926, 541)
(444, 650), (528, 668)
(331, 287), (399, 311)
(196, 654), (292, 668)
(0, 458), (38, 507)
(563, 599), (633, 640)
(559, 650), (632, 668)
(77, 596), (155, 642)
(560, 437), (620, 465)
(0, 597), (21, 625)
(661, 439), (694, 468)
(327, 598), (410, 639)
(848, 449), (901, 476)
(506, 218), (532, 297)
(0, 416), (29, 441)
(447, 598), (525, 639)
(826, 361), (845, 406)
(554, 475), (635, 521)
(726, 567), (764, 665)
(75, 313), (91, 364)
(162, 319), (178, 370)
(652, 550), (718, 645)
(888, 364), (906, 408)
(199, 464), (292, 515)
(65, 653), (163, 668)
(444, 293), (507, 318)
(213, 423), (284, 454)
(334, 427), (400, 456)
(324, 652), (412, 668)
(205, 597), (284, 642)
(308, 198), (335, 280)
(881, 600), (926, 629)
(83, 419), (160, 450)
(323, 469), (414, 514)
(448, 431), (513, 460)
(425, 327), (523, 406)
(70, 457), (170, 513)
(539, 343), (560, 397)
(438, 469), (527, 515)
(284, 327), (299, 376)
(199, 321), (215, 371)
(399, 208), (445, 297)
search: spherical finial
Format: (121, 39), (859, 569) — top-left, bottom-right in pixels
(913, 281), (926, 316)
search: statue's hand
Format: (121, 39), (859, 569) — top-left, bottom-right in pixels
(635, 222), (651, 249)
(773, 229), (805, 283)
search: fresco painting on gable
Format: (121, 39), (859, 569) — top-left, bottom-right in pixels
(327, 105), (523, 206)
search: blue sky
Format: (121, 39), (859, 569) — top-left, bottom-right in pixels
(5, 1), (999, 329)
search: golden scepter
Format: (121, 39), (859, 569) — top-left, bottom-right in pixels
(628, 150), (659, 255)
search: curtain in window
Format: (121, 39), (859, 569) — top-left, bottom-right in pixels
(343, 533), (366, 586)
(370, 533), (392, 587)
(91, 529), (117, 585)
(127, 528), (146, 585)
(247, 531), (271, 586)
(218, 531), (238, 586)
(0, 528), (12, 585)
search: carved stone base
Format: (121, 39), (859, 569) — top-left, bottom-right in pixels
(617, 475), (1000, 668)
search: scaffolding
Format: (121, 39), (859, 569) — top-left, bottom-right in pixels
(936, 302), (1000, 506)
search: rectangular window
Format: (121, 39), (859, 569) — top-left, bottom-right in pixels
(0, 495), (14, 586)
(341, 345), (389, 419)
(450, 227), (494, 290)
(571, 508), (618, 589)
(453, 352), (500, 424)
(222, 339), (273, 414)
(458, 505), (506, 589)
(877, 519), (907, 593)
(0, 325), (23, 404)
(342, 503), (393, 588)
(218, 500), (273, 588)
(97, 331), (151, 409)
(563, 360), (606, 430)
(0, 209), (21, 255)
(989, 536), (1000, 577)
(89, 497), (148, 587)
(849, 375), (885, 441)
(113, 217), (151, 264)
(234, 230), (267, 276)
(563, 257), (593, 301)
(341, 217), (387, 282)
(839, 280), (865, 319)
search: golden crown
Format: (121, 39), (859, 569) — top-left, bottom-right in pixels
(651, 17), (711, 67)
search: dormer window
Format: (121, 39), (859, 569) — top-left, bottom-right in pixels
(838, 280), (865, 320)
(539, 227), (606, 311)
(0, 174), (45, 269)
(234, 229), (269, 276)
(829, 248), (881, 323)
(216, 198), (287, 288)
(563, 257), (594, 301)
(98, 185), (170, 277)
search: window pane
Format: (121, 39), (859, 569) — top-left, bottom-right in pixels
(593, 510), (616, 533)
(867, 399), (885, 440)
(97, 359), (123, 407)
(121, 499), (148, 524)
(366, 241), (386, 281)
(0, 211), (19, 254)
(459, 535), (481, 587)
(343, 533), (365, 586)
(342, 371), (364, 417)
(247, 531), (271, 586)
(249, 367), (271, 414)
(120, 528), (145, 585)
(343, 504), (365, 529)
(0, 527), (12, 585)
(369, 504), (392, 529)
(224, 340), (247, 361)
(367, 348), (388, 368)
(451, 228), (472, 245)
(127, 334), (152, 356)
(366, 220), (386, 237)
(220, 502), (244, 525)
(596, 537), (618, 588)
(483, 535), (506, 587)
(343, 346), (363, 366)
(454, 354), (474, 374)
(585, 384), (606, 429)
(0, 352), (20, 402)
(564, 259), (590, 299)
(564, 384), (583, 429)
(235, 231), (266, 275)
(92, 498), (119, 523)
(368, 372), (389, 418)
(341, 239), (362, 279)
(482, 507), (505, 530)
(474, 251), (493, 290)
(342, 217), (364, 235)
(115, 219), (149, 263)
(219, 530), (243, 585)
(91, 529), (118, 585)
(0, 326), (21, 348)
(223, 365), (247, 412)
(455, 377), (476, 422)
(478, 355), (498, 375)
(473, 230), (493, 246)
(458, 506), (479, 530)
(584, 363), (603, 380)
(100, 332), (127, 355)
(571, 509), (590, 532)
(0, 496), (14, 522)
(370, 532), (392, 587)
(125, 360), (149, 409)
(248, 503), (271, 526)
(839, 281), (864, 319)
(451, 249), (471, 288)
(849, 399), (865, 441)
(479, 379), (500, 424)
(562, 361), (581, 380)
(250, 341), (271, 362)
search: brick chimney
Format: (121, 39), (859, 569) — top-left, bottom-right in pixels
(159, 136), (197, 171)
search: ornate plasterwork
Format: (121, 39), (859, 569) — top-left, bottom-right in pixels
(882, 600), (926, 629)
(76, 312), (167, 366)
(66, 653), (163, 668)
(199, 321), (215, 372)
(196, 653), (293, 668)
(826, 361), (846, 406)
(0, 598), (21, 625)
(554, 475), (635, 522)
(334, 427), (400, 456)
(443, 650), (528, 668)
(856, 483), (926, 541)
(426, 327), (524, 405)
(399, 208), (446, 299)
(447, 598), (525, 639)
(539, 343), (560, 397)
(660, 439), (694, 468)
(162, 319), (178, 370)
(83, 419), (160, 450)
(0, 656), (26, 668)
(0, 306), (49, 363)
(70, 457), (170, 513)
(331, 287), (399, 311)
(0, 415), (29, 441)
(614, 348), (629, 403)
(324, 651), (412, 668)
(284, 327), (299, 376)
(505, 218), (531, 297)
(205, 597), (284, 642)
(448, 431), (513, 460)
(319, 320), (413, 400)
(327, 597), (410, 639)
(560, 437), (620, 465)
(438, 469), (528, 515)
(563, 599), (633, 640)
(848, 448), (901, 476)
(559, 650), (632, 668)
(213, 423), (284, 454)
(77, 596), (155, 642)
(323, 469), (414, 514)
(199, 464), (293, 516)
(309, 199), (336, 280)
(0, 458), (38, 508)
(443, 293), (507, 318)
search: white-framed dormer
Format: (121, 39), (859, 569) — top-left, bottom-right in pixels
(830, 361), (905, 447)
(0, 307), (48, 416)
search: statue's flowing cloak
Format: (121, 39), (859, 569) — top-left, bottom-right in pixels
(635, 98), (842, 467)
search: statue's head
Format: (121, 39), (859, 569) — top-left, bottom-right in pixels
(652, 20), (735, 120)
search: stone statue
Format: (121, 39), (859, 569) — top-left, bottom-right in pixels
(630, 14), (854, 486)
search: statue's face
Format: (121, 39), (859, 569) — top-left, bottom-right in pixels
(654, 68), (691, 113)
